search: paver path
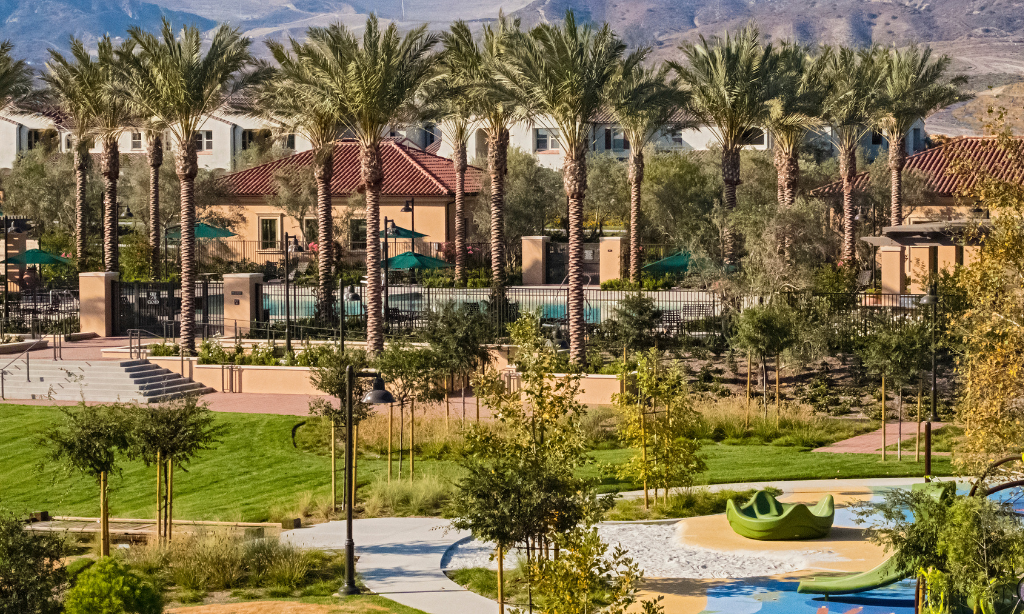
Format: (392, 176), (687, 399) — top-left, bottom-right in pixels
(813, 421), (949, 454)
(283, 517), (497, 614)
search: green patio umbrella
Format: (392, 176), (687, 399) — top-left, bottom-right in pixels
(2, 249), (73, 266)
(384, 251), (452, 270)
(380, 225), (427, 239)
(165, 222), (237, 239)
(642, 251), (691, 275)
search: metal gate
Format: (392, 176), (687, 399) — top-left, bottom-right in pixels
(115, 281), (224, 337)
(544, 242), (600, 284)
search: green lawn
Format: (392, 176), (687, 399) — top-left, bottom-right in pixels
(0, 403), (953, 522)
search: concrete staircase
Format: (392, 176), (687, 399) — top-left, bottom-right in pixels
(0, 359), (214, 403)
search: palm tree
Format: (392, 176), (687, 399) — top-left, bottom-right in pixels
(763, 43), (823, 211)
(115, 19), (265, 354)
(476, 13), (522, 290)
(875, 45), (965, 226)
(608, 50), (688, 283)
(670, 24), (775, 268)
(493, 10), (626, 364)
(44, 39), (98, 272)
(256, 31), (351, 323)
(145, 127), (163, 278)
(317, 16), (438, 355)
(819, 46), (883, 264)
(437, 21), (482, 286)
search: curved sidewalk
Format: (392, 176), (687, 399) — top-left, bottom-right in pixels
(283, 517), (498, 614)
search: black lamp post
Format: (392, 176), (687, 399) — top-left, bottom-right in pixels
(400, 198), (415, 255)
(382, 218), (397, 328)
(283, 232), (292, 353)
(919, 286), (939, 481)
(341, 284), (362, 353)
(341, 366), (394, 596)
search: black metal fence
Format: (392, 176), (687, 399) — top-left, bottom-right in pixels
(115, 281), (224, 337)
(0, 288), (80, 335)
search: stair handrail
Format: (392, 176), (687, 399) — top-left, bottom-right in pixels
(127, 329), (164, 360)
(0, 338), (37, 400)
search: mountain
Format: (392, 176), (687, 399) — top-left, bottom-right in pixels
(4, 0), (1024, 86)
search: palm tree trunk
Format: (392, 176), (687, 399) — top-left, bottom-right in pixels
(888, 135), (908, 226)
(628, 149), (644, 284)
(101, 138), (120, 273)
(564, 155), (587, 365)
(361, 141), (384, 355)
(148, 135), (163, 280)
(454, 141), (468, 285)
(839, 146), (857, 264)
(721, 147), (741, 267)
(176, 144), (199, 354)
(487, 127), (509, 289)
(74, 146), (88, 271)
(314, 148), (335, 324)
(773, 146), (799, 209)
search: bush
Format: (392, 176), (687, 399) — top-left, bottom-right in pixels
(361, 474), (456, 517)
(64, 557), (162, 614)
(0, 510), (70, 614)
(147, 343), (179, 357)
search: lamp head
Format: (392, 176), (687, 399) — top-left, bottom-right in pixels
(920, 294), (939, 306)
(401, 200), (413, 213)
(344, 285), (362, 302)
(121, 205), (133, 219)
(361, 376), (395, 405)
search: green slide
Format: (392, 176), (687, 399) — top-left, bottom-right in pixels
(726, 490), (835, 540)
(797, 557), (905, 595)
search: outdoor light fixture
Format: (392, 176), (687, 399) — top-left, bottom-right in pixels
(344, 285), (361, 302)
(361, 376), (396, 405)
(121, 205), (134, 219)
(340, 367), (394, 595)
(920, 287), (940, 479)
(401, 200), (413, 213)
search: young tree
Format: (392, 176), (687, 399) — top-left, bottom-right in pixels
(129, 396), (225, 542)
(873, 45), (965, 226)
(421, 301), (493, 424)
(318, 16), (438, 355)
(732, 302), (798, 420)
(116, 19), (266, 353)
(0, 509), (70, 614)
(608, 51), (688, 283)
(615, 349), (705, 509)
(255, 30), (351, 321)
(818, 46), (883, 264)
(493, 10), (626, 363)
(670, 25), (776, 268)
(39, 403), (132, 557)
(374, 342), (444, 480)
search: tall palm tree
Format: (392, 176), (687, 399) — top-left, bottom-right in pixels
(115, 19), (265, 354)
(256, 31), (351, 323)
(875, 45), (965, 226)
(493, 10), (626, 364)
(146, 127), (163, 278)
(608, 50), (688, 283)
(763, 43), (823, 211)
(317, 16), (438, 355)
(44, 39), (99, 272)
(437, 21), (482, 286)
(468, 13), (522, 291)
(670, 25), (775, 268)
(819, 46), (883, 264)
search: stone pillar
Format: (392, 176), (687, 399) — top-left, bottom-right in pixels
(79, 272), (119, 337)
(522, 236), (549, 286)
(223, 273), (263, 339)
(5, 231), (26, 291)
(908, 247), (932, 294)
(599, 237), (623, 283)
(879, 247), (906, 294)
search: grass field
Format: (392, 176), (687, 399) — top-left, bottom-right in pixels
(0, 403), (954, 522)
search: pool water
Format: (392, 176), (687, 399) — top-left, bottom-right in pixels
(704, 577), (915, 614)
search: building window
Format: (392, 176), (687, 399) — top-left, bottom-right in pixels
(535, 128), (560, 152)
(424, 124), (438, 146)
(741, 127), (765, 146)
(285, 133), (296, 150)
(65, 135), (73, 151)
(302, 218), (318, 244)
(612, 129), (630, 151)
(130, 132), (143, 150)
(912, 127), (923, 151)
(349, 218), (367, 251)
(195, 130), (214, 152)
(26, 129), (47, 150)
(669, 128), (684, 146)
(871, 131), (884, 145)
(259, 218), (279, 250)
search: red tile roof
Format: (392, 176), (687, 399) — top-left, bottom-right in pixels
(222, 139), (483, 197)
(810, 136), (1024, 197)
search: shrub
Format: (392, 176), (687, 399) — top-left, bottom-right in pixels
(266, 544), (309, 588)
(147, 343), (179, 357)
(0, 510), (70, 614)
(361, 474), (456, 517)
(64, 557), (162, 614)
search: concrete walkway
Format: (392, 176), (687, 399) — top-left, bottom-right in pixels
(813, 421), (949, 454)
(283, 517), (497, 614)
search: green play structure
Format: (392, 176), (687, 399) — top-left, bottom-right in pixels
(726, 490), (835, 540)
(797, 482), (956, 597)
